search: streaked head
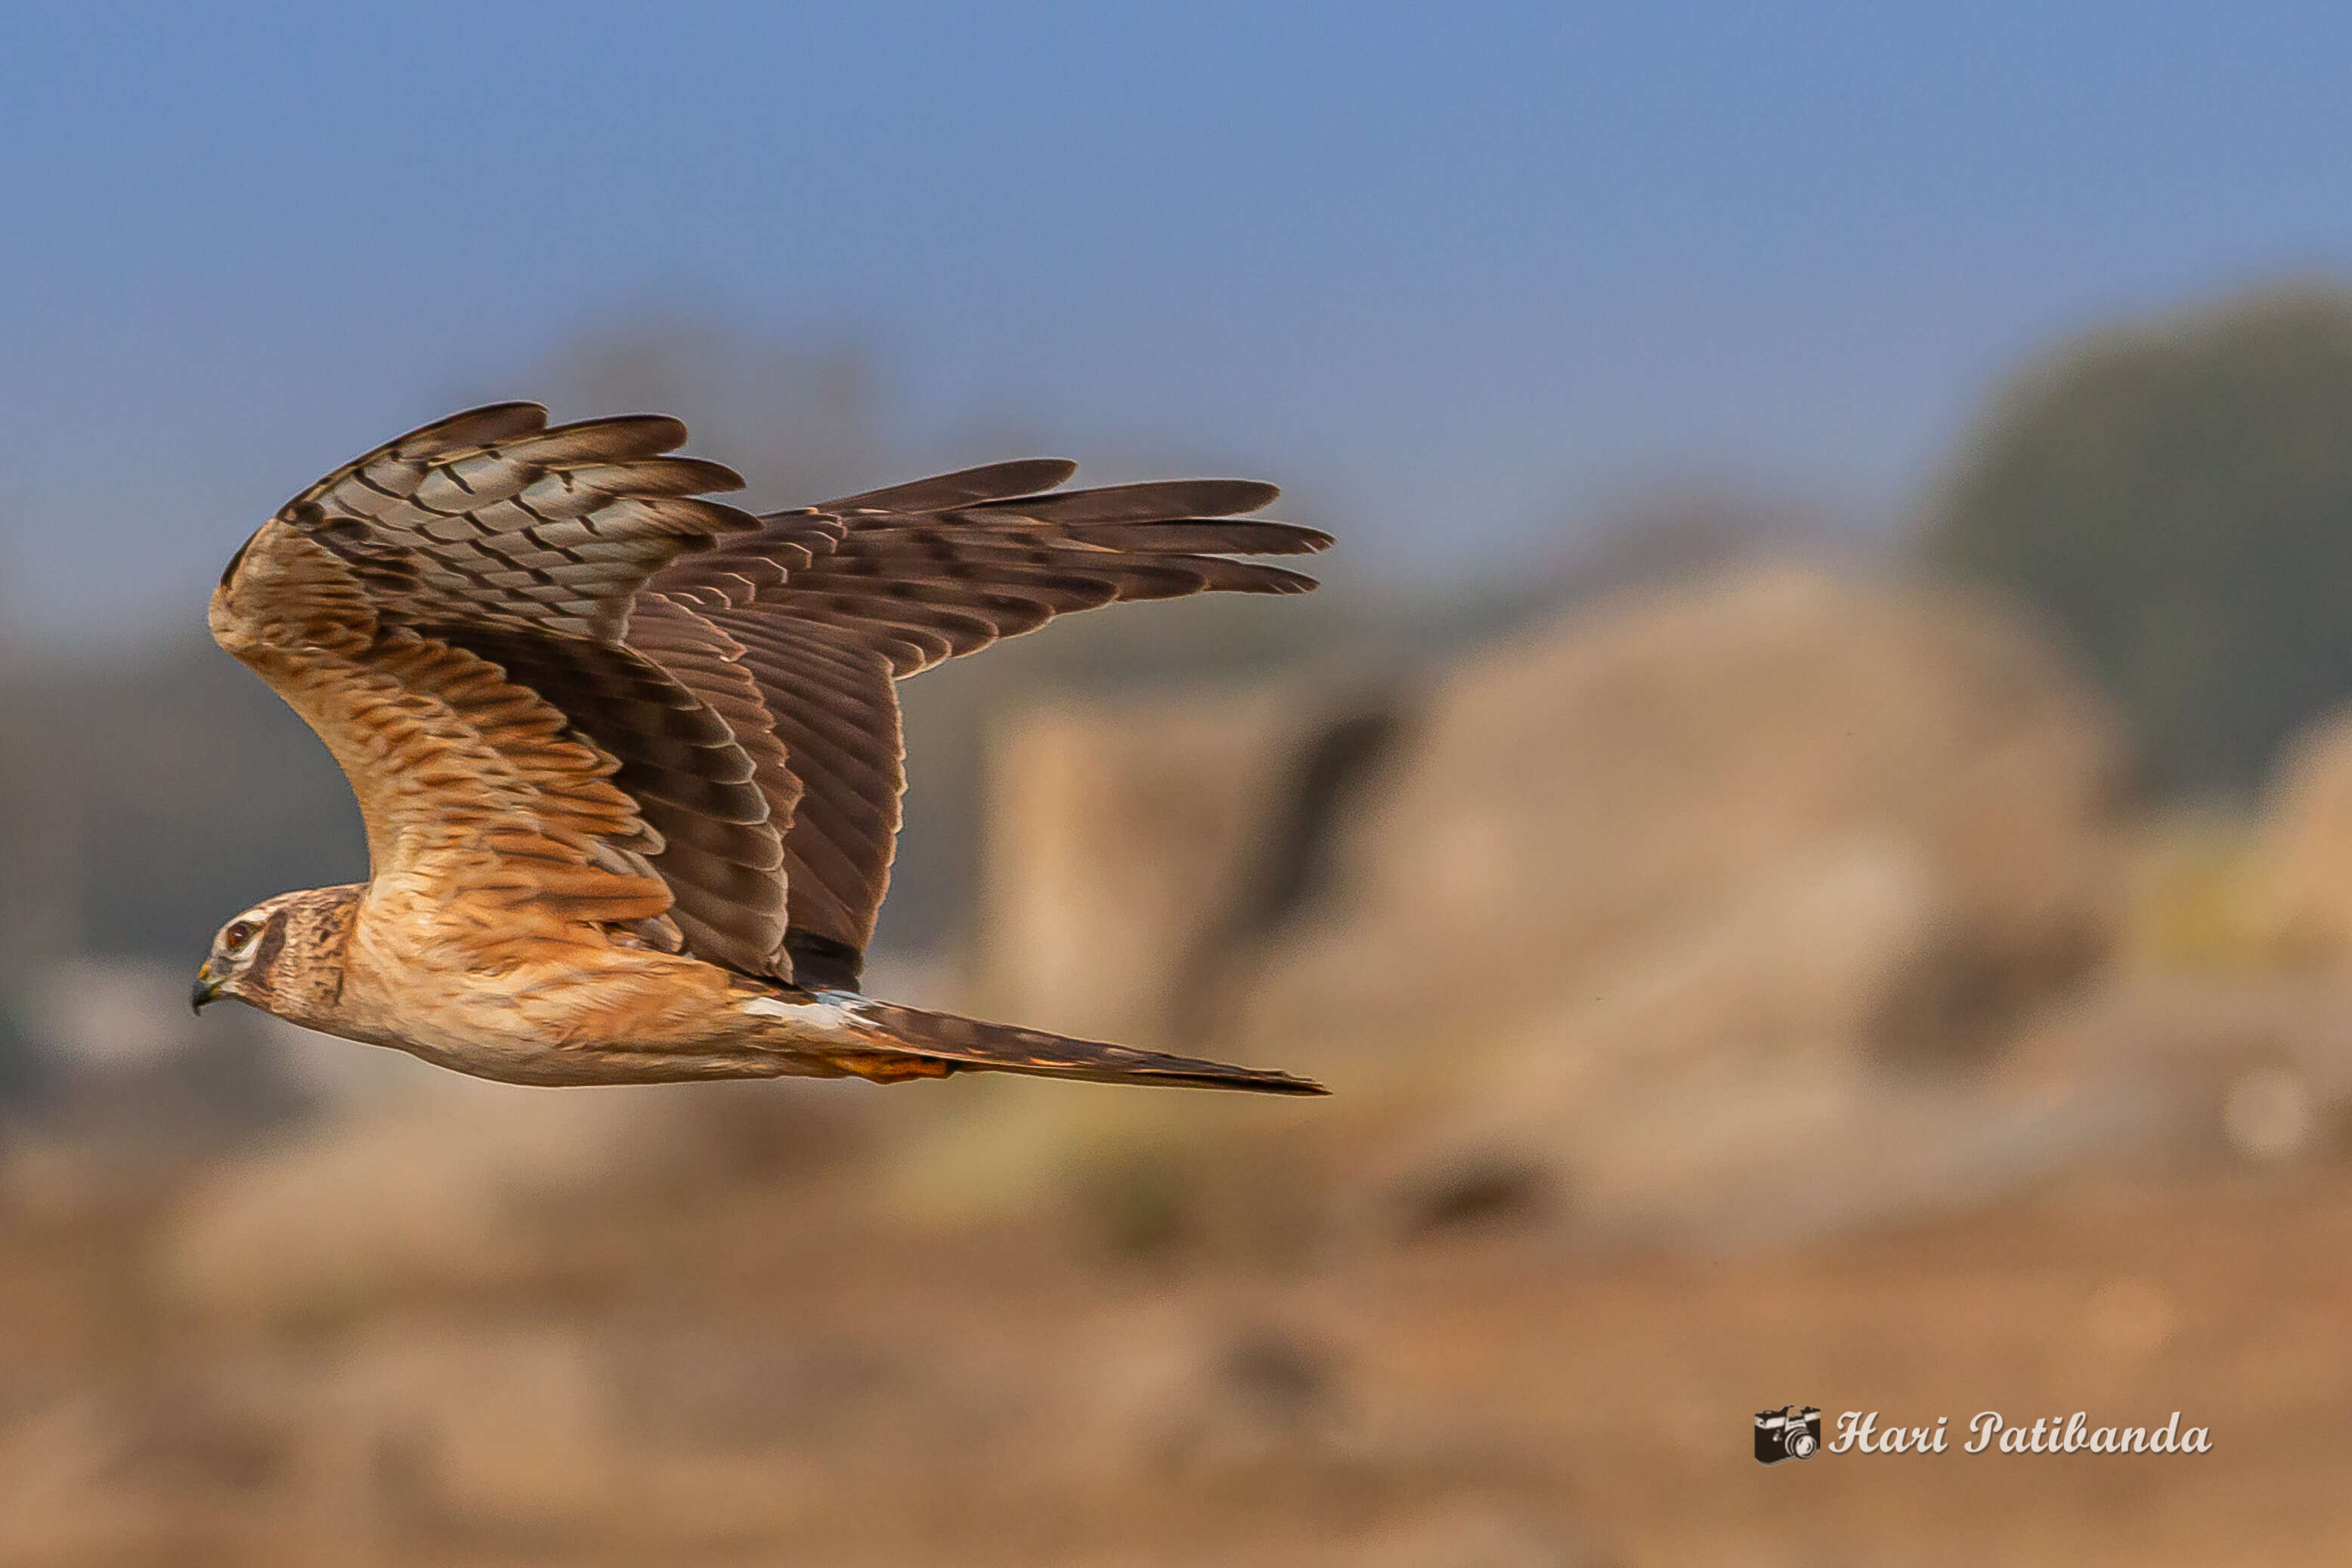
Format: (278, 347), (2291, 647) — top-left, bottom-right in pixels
(191, 886), (359, 1022)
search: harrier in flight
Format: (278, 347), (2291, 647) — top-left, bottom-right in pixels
(192, 404), (1326, 1094)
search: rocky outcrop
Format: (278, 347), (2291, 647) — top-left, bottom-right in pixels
(979, 568), (2128, 1066)
(1239, 569), (2128, 1084)
(965, 568), (2137, 1241)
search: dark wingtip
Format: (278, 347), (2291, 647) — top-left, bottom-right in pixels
(1252, 566), (1322, 595)
(822, 458), (1082, 514)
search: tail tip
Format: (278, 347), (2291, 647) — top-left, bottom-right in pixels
(1255, 1071), (1330, 1096)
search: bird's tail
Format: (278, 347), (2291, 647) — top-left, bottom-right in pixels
(835, 997), (1327, 1096)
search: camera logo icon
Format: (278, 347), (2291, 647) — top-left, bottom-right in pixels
(1755, 1406), (1821, 1464)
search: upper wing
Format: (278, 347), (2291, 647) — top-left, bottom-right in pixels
(642, 461), (1333, 983)
(211, 404), (790, 970)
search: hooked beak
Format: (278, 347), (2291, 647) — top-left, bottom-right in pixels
(190, 959), (220, 1015)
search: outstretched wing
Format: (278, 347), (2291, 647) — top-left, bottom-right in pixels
(210, 404), (786, 967)
(642, 461), (1333, 985)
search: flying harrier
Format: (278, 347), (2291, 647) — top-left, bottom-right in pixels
(190, 404), (1327, 1093)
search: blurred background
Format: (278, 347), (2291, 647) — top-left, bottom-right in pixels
(6, 5), (2352, 1564)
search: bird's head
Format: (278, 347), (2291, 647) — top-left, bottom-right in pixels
(191, 886), (359, 1021)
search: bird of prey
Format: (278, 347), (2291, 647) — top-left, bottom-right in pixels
(190, 403), (1328, 1094)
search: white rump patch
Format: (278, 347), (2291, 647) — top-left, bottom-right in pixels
(741, 991), (863, 1028)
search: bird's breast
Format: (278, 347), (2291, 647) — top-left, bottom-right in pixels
(337, 917), (748, 1079)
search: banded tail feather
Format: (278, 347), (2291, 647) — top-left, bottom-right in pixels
(836, 997), (1327, 1095)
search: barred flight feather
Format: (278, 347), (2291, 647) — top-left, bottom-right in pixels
(214, 401), (1331, 998)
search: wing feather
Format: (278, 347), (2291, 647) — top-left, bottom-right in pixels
(214, 404), (792, 976)
(221, 403), (1331, 988)
(209, 527), (670, 954)
(634, 468), (1329, 960)
(819, 459), (1079, 514)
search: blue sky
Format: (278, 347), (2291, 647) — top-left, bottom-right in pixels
(4, 2), (2349, 646)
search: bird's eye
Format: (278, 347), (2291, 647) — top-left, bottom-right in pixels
(224, 920), (257, 948)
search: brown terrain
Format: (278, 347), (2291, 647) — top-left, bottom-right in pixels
(7, 567), (2352, 1566)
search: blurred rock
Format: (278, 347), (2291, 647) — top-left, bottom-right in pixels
(2249, 705), (2352, 968)
(1472, 1059), (2174, 1249)
(1444, 832), (1947, 1130)
(1242, 569), (2128, 1084)
(1380, 837), (1989, 1241)
(1408, 971), (2352, 1248)
(1999, 973), (2352, 1167)
(978, 568), (2128, 1081)
(962, 568), (2133, 1245)
(976, 688), (1334, 1049)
